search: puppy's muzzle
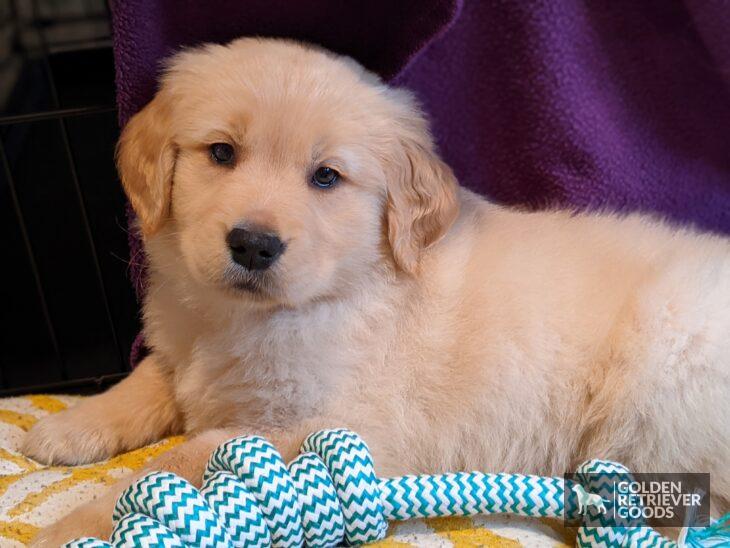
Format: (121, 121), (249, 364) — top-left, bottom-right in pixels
(226, 227), (285, 271)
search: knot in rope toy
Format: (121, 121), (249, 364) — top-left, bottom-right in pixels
(64, 429), (729, 548)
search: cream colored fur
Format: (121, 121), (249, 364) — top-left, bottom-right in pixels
(22, 38), (729, 544)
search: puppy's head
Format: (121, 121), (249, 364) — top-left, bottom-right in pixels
(118, 38), (459, 306)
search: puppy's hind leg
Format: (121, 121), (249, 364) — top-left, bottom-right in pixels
(29, 429), (235, 546)
(30, 422), (327, 546)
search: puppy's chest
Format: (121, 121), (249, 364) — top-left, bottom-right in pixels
(175, 316), (371, 431)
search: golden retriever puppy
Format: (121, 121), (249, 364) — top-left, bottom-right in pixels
(23, 38), (729, 543)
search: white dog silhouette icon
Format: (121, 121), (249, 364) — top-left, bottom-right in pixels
(572, 484), (608, 515)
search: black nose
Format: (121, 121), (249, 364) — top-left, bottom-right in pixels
(226, 227), (284, 270)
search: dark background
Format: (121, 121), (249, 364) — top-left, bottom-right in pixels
(0, 0), (137, 395)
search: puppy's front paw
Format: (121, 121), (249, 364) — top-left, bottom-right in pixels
(22, 410), (117, 465)
(30, 501), (111, 547)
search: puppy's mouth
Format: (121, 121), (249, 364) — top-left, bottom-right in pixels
(221, 265), (276, 299)
(233, 279), (264, 293)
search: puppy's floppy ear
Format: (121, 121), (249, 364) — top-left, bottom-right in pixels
(385, 93), (460, 274)
(116, 93), (176, 236)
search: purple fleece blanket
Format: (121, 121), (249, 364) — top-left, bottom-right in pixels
(110, 1), (730, 364)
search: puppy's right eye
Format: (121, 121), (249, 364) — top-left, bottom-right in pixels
(210, 143), (235, 165)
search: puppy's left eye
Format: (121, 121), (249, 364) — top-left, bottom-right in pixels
(210, 143), (235, 165)
(312, 166), (340, 188)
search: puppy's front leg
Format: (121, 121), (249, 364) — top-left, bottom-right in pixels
(30, 427), (311, 546)
(22, 355), (181, 465)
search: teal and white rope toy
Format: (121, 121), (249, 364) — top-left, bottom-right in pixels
(63, 429), (729, 548)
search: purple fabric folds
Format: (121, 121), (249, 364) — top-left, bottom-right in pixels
(111, 0), (730, 364)
(111, 0), (462, 125)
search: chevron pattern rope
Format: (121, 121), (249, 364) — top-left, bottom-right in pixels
(64, 428), (728, 548)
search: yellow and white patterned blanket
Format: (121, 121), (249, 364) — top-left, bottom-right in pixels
(0, 396), (573, 547)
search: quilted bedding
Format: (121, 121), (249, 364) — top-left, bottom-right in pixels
(0, 396), (572, 547)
